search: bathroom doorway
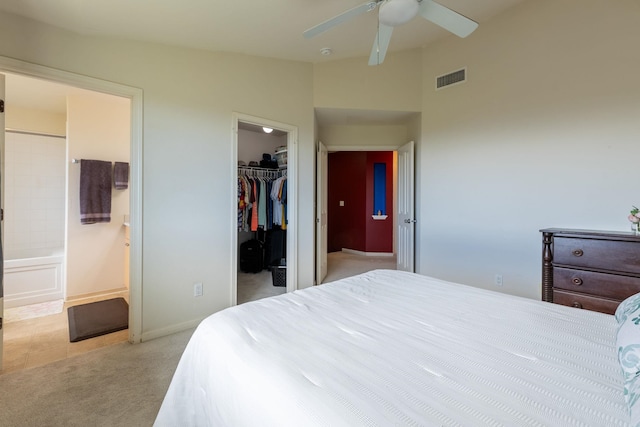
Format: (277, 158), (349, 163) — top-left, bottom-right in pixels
(0, 59), (142, 373)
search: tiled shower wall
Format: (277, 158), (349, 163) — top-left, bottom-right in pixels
(4, 131), (66, 259)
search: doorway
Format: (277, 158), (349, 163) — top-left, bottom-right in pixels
(0, 56), (143, 373)
(316, 141), (415, 285)
(231, 113), (298, 306)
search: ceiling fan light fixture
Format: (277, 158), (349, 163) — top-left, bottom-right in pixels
(379, 0), (419, 27)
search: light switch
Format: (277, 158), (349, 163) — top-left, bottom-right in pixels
(339, 201), (345, 206)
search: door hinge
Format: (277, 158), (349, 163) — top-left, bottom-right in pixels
(0, 317), (3, 330)
(0, 99), (4, 113)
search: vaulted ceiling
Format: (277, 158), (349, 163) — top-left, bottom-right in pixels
(1, 0), (526, 126)
(0, 0), (525, 64)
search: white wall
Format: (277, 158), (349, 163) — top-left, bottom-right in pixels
(6, 105), (66, 136)
(313, 0), (640, 301)
(66, 93), (131, 298)
(3, 131), (65, 259)
(417, 0), (640, 298)
(5, 104), (67, 261)
(319, 124), (411, 148)
(237, 128), (286, 165)
(3, 0), (635, 339)
(0, 11), (315, 339)
(314, 49), (423, 112)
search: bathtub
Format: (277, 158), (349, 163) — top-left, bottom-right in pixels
(4, 250), (65, 309)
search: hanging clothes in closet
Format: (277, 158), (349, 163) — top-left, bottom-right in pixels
(238, 167), (286, 232)
(270, 175), (287, 230)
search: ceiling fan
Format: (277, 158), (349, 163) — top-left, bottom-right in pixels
(303, 0), (478, 66)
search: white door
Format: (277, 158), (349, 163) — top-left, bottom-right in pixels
(0, 73), (5, 369)
(396, 141), (415, 272)
(315, 141), (328, 284)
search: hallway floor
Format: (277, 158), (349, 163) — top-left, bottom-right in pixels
(322, 251), (397, 284)
(237, 250), (397, 304)
(1, 291), (129, 375)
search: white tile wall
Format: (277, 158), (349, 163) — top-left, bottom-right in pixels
(4, 132), (66, 259)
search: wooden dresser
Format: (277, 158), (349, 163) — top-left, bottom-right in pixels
(541, 228), (640, 314)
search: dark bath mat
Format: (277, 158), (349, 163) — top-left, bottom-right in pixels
(68, 297), (128, 342)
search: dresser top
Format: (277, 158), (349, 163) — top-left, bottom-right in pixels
(540, 228), (640, 241)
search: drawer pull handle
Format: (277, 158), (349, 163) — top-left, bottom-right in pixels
(572, 277), (583, 286)
(572, 249), (584, 257)
(572, 302), (583, 309)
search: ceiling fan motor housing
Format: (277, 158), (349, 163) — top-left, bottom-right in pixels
(379, 0), (419, 27)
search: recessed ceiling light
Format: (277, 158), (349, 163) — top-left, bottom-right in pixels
(320, 48), (332, 56)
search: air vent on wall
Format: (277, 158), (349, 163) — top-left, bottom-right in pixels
(436, 68), (466, 90)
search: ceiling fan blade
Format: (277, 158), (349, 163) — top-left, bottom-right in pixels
(304, 1), (379, 39)
(418, 0), (478, 38)
(368, 23), (394, 66)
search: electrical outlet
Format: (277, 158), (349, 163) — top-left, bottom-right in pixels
(194, 282), (203, 297)
(495, 274), (503, 286)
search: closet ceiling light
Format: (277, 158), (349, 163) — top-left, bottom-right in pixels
(262, 127), (273, 133)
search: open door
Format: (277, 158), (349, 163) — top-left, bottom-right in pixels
(315, 141), (328, 284)
(396, 141), (415, 272)
(0, 73), (5, 369)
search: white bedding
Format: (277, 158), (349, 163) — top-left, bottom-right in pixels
(155, 270), (629, 426)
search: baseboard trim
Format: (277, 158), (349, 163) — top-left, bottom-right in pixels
(140, 318), (203, 342)
(342, 248), (395, 257)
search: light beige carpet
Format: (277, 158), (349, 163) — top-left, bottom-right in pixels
(323, 251), (397, 284)
(0, 328), (194, 427)
(237, 270), (286, 304)
(0, 252), (395, 426)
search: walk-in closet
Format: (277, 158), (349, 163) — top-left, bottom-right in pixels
(237, 122), (288, 304)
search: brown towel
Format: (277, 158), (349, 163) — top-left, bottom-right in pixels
(114, 162), (129, 190)
(80, 159), (112, 224)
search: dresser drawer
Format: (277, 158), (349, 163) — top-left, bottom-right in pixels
(553, 237), (640, 274)
(552, 290), (619, 315)
(553, 267), (640, 300)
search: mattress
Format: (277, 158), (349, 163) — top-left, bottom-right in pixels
(154, 270), (629, 426)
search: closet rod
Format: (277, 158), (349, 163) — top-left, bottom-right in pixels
(238, 166), (283, 177)
(5, 128), (66, 139)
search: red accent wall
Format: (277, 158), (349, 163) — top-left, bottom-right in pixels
(328, 151), (393, 253)
(328, 152), (366, 252)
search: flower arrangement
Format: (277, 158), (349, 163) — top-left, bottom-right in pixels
(629, 206), (640, 234)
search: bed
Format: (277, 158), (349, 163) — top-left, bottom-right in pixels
(154, 269), (638, 426)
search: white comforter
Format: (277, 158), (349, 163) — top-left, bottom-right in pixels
(155, 270), (629, 426)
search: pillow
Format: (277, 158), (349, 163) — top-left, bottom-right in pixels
(624, 372), (640, 426)
(617, 311), (640, 425)
(616, 292), (640, 324)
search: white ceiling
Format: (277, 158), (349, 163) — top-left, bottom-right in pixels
(0, 0), (524, 64)
(0, 0), (525, 126)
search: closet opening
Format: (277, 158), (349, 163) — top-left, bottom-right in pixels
(231, 114), (298, 306)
